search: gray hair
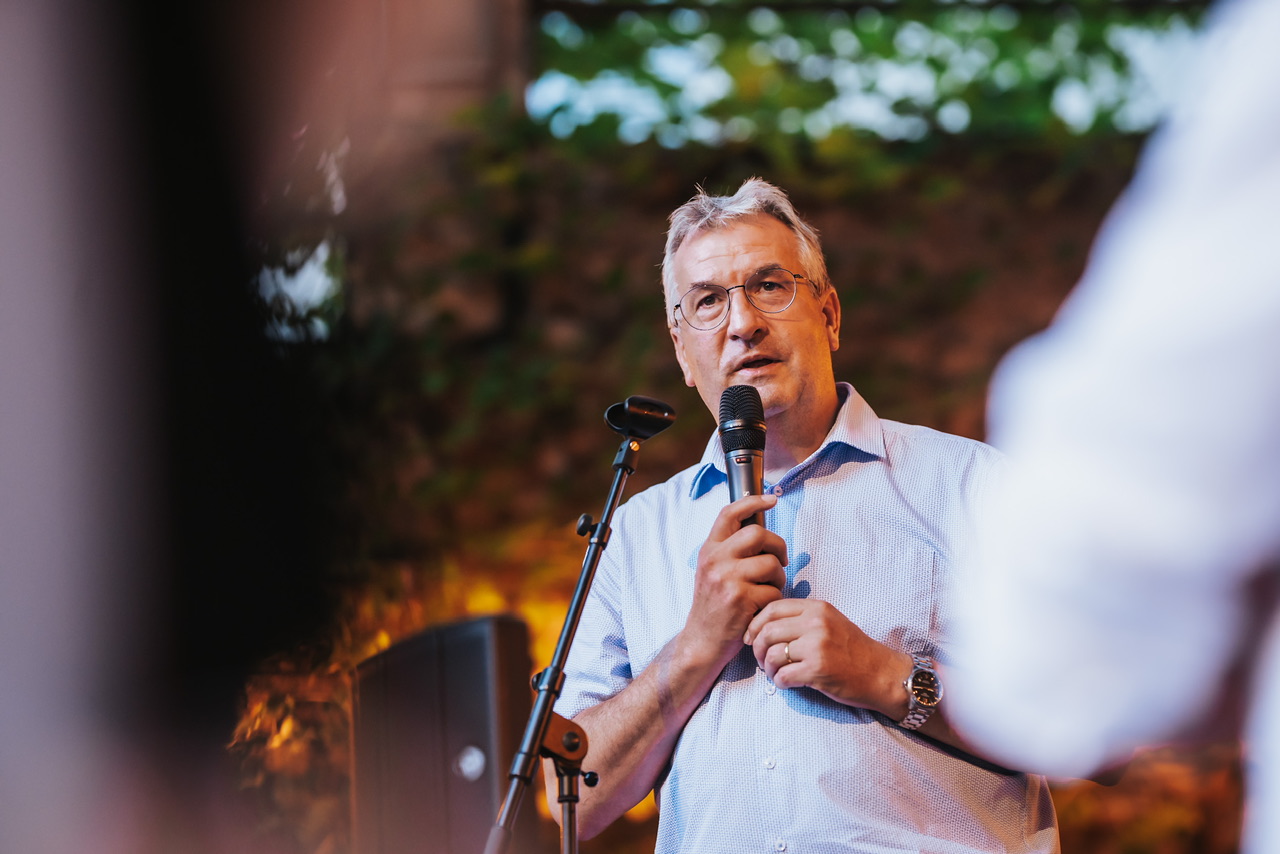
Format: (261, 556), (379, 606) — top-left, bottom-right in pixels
(661, 178), (832, 318)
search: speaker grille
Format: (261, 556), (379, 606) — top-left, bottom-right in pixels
(352, 615), (539, 854)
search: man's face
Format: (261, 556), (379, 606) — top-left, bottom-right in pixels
(668, 214), (841, 423)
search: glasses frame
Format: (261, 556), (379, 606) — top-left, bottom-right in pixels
(672, 267), (808, 331)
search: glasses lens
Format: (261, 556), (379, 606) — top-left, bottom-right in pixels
(676, 269), (800, 330)
(745, 269), (798, 313)
(680, 285), (730, 330)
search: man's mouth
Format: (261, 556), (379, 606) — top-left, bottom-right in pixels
(736, 357), (780, 372)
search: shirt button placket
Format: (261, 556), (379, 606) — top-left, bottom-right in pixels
(757, 664), (788, 853)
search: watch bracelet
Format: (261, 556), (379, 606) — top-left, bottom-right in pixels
(900, 654), (939, 731)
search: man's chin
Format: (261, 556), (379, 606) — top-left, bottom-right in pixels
(755, 384), (795, 420)
(701, 376), (788, 418)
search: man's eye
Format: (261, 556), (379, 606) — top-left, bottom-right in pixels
(696, 291), (723, 308)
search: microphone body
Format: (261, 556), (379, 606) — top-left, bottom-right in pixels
(718, 385), (767, 527)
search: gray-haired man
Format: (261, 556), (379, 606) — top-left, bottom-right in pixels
(547, 179), (1059, 853)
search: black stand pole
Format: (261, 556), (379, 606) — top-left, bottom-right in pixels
(483, 396), (675, 854)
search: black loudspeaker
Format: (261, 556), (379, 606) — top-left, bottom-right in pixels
(352, 614), (540, 854)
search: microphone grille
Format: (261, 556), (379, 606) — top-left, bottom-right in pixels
(719, 384), (763, 423)
(718, 385), (766, 452)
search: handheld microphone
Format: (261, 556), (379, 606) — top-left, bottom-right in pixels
(718, 384), (767, 527)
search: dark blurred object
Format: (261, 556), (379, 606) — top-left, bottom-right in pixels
(353, 615), (543, 854)
(110, 0), (338, 741)
(1, 0), (339, 851)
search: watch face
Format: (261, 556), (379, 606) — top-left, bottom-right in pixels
(911, 669), (942, 707)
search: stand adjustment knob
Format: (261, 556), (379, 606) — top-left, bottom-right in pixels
(583, 771), (599, 787)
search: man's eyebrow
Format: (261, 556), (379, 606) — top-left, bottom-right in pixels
(686, 264), (789, 288)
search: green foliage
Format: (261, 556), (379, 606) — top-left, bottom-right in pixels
(530, 1), (1205, 146)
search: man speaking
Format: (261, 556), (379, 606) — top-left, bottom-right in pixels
(546, 179), (1059, 852)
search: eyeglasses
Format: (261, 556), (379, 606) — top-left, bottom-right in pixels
(673, 267), (806, 331)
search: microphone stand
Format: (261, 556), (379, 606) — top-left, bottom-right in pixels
(483, 396), (675, 854)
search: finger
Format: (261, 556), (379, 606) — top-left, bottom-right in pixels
(711, 524), (788, 571)
(775, 639), (797, 670)
(707, 493), (778, 543)
(761, 639), (799, 682)
(746, 576), (785, 615)
(744, 598), (813, 645)
(749, 615), (806, 664)
(737, 524), (788, 567)
(736, 550), (786, 590)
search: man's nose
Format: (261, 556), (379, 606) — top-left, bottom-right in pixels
(724, 285), (766, 339)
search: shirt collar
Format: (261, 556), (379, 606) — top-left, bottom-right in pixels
(689, 382), (884, 499)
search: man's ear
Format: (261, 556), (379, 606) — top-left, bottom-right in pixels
(670, 325), (697, 387)
(822, 287), (842, 352)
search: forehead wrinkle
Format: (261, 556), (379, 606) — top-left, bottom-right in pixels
(686, 263), (793, 290)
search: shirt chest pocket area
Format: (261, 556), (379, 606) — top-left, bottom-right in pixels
(793, 522), (942, 653)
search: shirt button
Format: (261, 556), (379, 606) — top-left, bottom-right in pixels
(772, 485), (783, 496)
(765, 680), (777, 695)
(774, 840), (787, 852)
(762, 757), (775, 769)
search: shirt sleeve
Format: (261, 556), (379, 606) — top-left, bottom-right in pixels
(553, 513), (635, 720)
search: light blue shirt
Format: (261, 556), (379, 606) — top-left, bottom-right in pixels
(557, 384), (1058, 854)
